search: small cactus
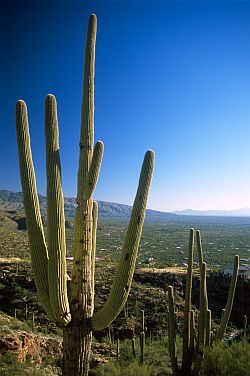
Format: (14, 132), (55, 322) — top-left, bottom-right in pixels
(243, 315), (247, 339)
(167, 229), (239, 376)
(216, 255), (239, 340)
(140, 309), (145, 363)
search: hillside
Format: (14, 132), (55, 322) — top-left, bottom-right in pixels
(0, 190), (172, 219)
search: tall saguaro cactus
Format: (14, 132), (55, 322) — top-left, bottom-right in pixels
(15, 14), (154, 376)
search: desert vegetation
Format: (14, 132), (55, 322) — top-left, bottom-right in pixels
(1, 8), (250, 376)
(0, 213), (249, 374)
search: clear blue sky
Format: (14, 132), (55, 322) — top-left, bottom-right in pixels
(2, 0), (250, 211)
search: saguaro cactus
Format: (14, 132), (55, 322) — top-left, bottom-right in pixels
(15, 14), (154, 376)
(167, 229), (239, 376)
(182, 228), (194, 373)
(140, 309), (146, 363)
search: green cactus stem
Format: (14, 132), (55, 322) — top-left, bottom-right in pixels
(45, 94), (71, 325)
(140, 309), (145, 363)
(182, 228), (194, 372)
(205, 309), (211, 347)
(116, 339), (120, 359)
(15, 100), (56, 323)
(91, 150), (154, 331)
(196, 231), (208, 311)
(217, 255), (239, 340)
(15, 13), (154, 376)
(196, 230), (203, 274)
(193, 262), (208, 375)
(197, 262), (208, 351)
(108, 326), (113, 354)
(166, 229), (239, 376)
(190, 310), (195, 358)
(132, 337), (136, 357)
(91, 201), (98, 307)
(168, 286), (179, 376)
(243, 315), (247, 339)
(83, 142), (104, 200)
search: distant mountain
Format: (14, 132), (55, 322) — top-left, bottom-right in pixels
(0, 190), (172, 219)
(174, 208), (250, 217)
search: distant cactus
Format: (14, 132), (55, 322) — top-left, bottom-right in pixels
(167, 229), (239, 376)
(15, 14), (154, 376)
(216, 254), (239, 340)
(140, 309), (145, 363)
(243, 314), (247, 339)
(116, 338), (120, 359)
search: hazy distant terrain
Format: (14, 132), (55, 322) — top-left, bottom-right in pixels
(1, 189), (250, 271)
(0, 190), (171, 219)
(174, 208), (250, 217)
(1, 189), (250, 218)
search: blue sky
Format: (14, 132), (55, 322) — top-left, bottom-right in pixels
(2, 0), (250, 211)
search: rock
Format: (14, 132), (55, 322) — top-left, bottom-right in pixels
(0, 330), (62, 364)
(11, 216), (27, 231)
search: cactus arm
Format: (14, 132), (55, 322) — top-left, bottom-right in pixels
(217, 255), (239, 340)
(205, 309), (211, 347)
(243, 315), (247, 339)
(196, 230), (204, 273)
(168, 286), (179, 376)
(182, 228), (194, 370)
(193, 261), (208, 374)
(44, 94), (71, 325)
(189, 309), (195, 358)
(83, 141), (104, 200)
(140, 310), (145, 363)
(15, 100), (55, 321)
(91, 150), (154, 331)
(197, 262), (207, 350)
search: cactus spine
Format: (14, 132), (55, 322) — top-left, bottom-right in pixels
(167, 229), (239, 376)
(15, 14), (154, 376)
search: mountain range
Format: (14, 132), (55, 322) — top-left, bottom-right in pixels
(1, 190), (250, 218)
(0, 190), (171, 219)
(174, 208), (250, 217)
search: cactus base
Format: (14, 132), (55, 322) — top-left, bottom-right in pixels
(63, 320), (92, 376)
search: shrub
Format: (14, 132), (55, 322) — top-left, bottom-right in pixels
(201, 340), (250, 376)
(91, 361), (154, 376)
(0, 350), (61, 375)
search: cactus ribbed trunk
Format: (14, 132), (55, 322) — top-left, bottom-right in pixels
(62, 318), (92, 376)
(62, 15), (96, 374)
(63, 197), (94, 376)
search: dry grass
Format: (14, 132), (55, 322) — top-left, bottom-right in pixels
(139, 266), (200, 275)
(0, 221), (30, 262)
(0, 257), (27, 264)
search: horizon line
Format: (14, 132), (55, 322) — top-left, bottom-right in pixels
(1, 188), (250, 215)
